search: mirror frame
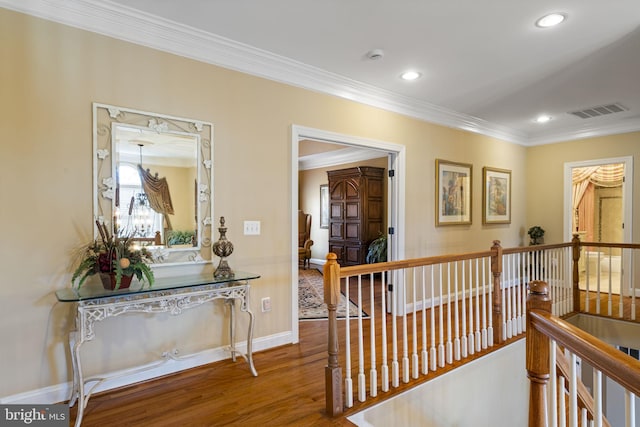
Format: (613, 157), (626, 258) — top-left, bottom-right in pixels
(93, 102), (213, 266)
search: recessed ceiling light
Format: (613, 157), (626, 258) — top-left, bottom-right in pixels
(535, 13), (567, 28)
(535, 115), (552, 123)
(401, 71), (421, 81)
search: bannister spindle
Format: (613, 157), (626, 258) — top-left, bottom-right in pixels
(324, 253), (343, 416)
(527, 280), (552, 427)
(571, 233), (589, 313)
(492, 240), (504, 344)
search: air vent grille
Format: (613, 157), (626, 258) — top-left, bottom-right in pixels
(568, 103), (628, 119)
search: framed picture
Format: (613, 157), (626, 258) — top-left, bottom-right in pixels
(436, 159), (472, 226)
(483, 167), (511, 224)
(319, 184), (329, 229)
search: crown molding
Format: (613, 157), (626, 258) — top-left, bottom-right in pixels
(2, 0), (635, 146)
(524, 116), (640, 146)
(1, 0), (529, 144)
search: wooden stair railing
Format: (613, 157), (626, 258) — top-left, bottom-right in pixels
(323, 237), (640, 417)
(526, 280), (640, 427)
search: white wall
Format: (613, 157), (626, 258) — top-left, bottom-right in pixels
(348, 341), (528, 427)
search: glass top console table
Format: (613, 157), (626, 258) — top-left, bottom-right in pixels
(56, 271), (260, 427)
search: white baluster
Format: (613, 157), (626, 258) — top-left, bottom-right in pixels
(594, 369), (602, 427)
(454, 262), (461, 361)
(559, 376), (567, 427)
(430, 266), (437, 372)
(369, 273), (377, 397)
(438, 264), (446, 367)
(402, 269), (410, 383)
(446, 263), (453, 364)
(391, 270), (399, 387)
(380, 272), (389, 392)
(549, 340), (558, 427)
(420, 266), (428, 375)
(461, 260), (468, 359)
(411, 268), (419, 379)
(570, 353), (578, 427)
(625, 389), (635, 427)
(474, 258), (481, 353)
(357, 275), (366, 402)
(344, 277), (353, 407)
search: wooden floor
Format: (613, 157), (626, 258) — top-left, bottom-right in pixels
(68, 271), (640, 426)
(69, 266), (513, 426)
(70, 319), (354, 426)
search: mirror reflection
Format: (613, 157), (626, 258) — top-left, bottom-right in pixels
(93, 103), (213, 265)
(114, 126), (198, 248)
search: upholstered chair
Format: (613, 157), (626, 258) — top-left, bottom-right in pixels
(298, 210), (314, 269)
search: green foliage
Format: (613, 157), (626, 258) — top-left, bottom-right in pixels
(366, 233), (388, 264)
(71, 221), (155, 290)
(167, 230), (196, 246)
(528, 225), (545, 245)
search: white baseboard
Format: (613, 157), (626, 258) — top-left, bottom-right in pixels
(0, 331), (293, 405)
(309, 257), (326, 266)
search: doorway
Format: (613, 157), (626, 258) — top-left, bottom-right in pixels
(290, 125), (406, 342)
(564, 156), (632, 244)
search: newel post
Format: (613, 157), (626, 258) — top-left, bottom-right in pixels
(324, 253), (343, 416)
(527, 280), (551, 427)
(571, 233), (581, 313)
(491, 240), (504, 344)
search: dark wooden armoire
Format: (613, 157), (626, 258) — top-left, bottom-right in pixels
(327, 166), (385, 266)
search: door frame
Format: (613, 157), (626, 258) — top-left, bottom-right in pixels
(291, 125), (406, 342)
(563, 156), (633, 243)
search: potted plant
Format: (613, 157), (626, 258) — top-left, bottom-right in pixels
(528, 225), (545, 245)
(72, 221), (155, 290)
(366, 232), (388, 264)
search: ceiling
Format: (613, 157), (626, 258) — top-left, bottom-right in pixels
(5, 0), (640, 146)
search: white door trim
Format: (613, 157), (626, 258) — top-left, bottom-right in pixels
(290, 125), (406, 343)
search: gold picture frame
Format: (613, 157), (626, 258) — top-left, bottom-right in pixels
(482, 167), (511, 224)
(435, 159), (472, 226)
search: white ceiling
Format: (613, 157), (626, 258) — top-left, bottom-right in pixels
(4, 0), (640, 146)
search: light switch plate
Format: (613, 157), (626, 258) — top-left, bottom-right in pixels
(244, 220), (261, 235)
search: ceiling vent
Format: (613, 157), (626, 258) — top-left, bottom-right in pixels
(568, 103), (628, 119)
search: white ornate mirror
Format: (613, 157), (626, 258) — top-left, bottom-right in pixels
(93, 103), (213, 265)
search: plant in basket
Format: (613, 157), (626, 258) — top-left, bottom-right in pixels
(71, 220), (155, 290)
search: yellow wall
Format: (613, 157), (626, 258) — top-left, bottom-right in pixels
(526, 132), (640, 243)
(5, 7), (634, 399)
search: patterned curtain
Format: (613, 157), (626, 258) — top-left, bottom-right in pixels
(137, 165), (174, 230)
(572, 163), (624, 237)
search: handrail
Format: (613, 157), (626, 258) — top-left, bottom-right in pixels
(337, 249), (495, 277)
(580, 241), (640, 250)
(528, 310), (640, 396)
(526, 280), (640, 426)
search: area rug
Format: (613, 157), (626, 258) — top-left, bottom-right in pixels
(298, 268), (368, 320)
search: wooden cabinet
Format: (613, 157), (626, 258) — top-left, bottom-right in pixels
(327, 166), (385, 266)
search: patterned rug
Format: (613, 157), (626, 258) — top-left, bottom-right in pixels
(298, 268), (367, 320)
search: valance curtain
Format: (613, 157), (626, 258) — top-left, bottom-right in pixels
(572, 163), (624, 236)
(137, 164), (174, 230)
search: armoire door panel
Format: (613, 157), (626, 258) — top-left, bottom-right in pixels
(345, 223), (361, 240)
(345, 246), (362, 264)
(330, 223), (344, 239)
(346, 202), (360, 219)
(330, 202), (343, 220)
(327, 166), (385, 266)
